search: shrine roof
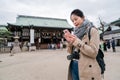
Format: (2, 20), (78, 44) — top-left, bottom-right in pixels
(110, 18), (120, 26)
(8, 15), (73, 29)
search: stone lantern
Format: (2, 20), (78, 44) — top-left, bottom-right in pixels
(10, 36), (21, 56)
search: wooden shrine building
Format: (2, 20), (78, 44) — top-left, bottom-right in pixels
(103, 18), (120, 46)
(7, 15), (73, 49)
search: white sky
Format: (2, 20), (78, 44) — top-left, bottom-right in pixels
(0, 0), (120, 27)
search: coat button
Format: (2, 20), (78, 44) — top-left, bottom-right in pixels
(85, 42), (87, 44)
(89, 65), (92, 68)
(91, 77), (94, 80)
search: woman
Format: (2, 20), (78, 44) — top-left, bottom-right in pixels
(64, 9), (101, 80)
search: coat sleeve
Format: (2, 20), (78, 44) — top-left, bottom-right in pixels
(66, 43), (73, 54)
(72, 28), (100, 59)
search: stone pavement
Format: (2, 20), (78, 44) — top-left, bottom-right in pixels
(103, 46), (120, 80)
(0, 47), (120, 80)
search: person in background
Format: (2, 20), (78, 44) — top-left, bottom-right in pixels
(111, 37), (116, 52)
(106, 40), (111, 49)
(47, 43), (51, 49)
(60, 41), (63, 50)
(64, 9), (101, 80)
(103, 40), (107, 51)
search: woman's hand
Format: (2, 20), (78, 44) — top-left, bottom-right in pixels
(63, 29), (76, 44)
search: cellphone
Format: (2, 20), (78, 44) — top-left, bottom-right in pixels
(63, 29), (70, 34)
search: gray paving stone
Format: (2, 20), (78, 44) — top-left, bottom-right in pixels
(0, 47), (120, 80)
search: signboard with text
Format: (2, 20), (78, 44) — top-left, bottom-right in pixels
(30, 29), (34, 43)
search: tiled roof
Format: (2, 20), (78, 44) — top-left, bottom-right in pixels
(110, 18), (120, 26)
(0, 25), (7, 30)
(104, 29), (120, 35)
(0, 25), (6, 27)
(12, 15), (73, 29)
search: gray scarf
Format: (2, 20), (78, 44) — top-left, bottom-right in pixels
(74, 19), (94, 39)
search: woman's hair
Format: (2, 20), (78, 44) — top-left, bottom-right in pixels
(71, 9), (84, 18)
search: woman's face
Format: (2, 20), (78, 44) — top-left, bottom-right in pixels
(70, 14), (84, 27)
